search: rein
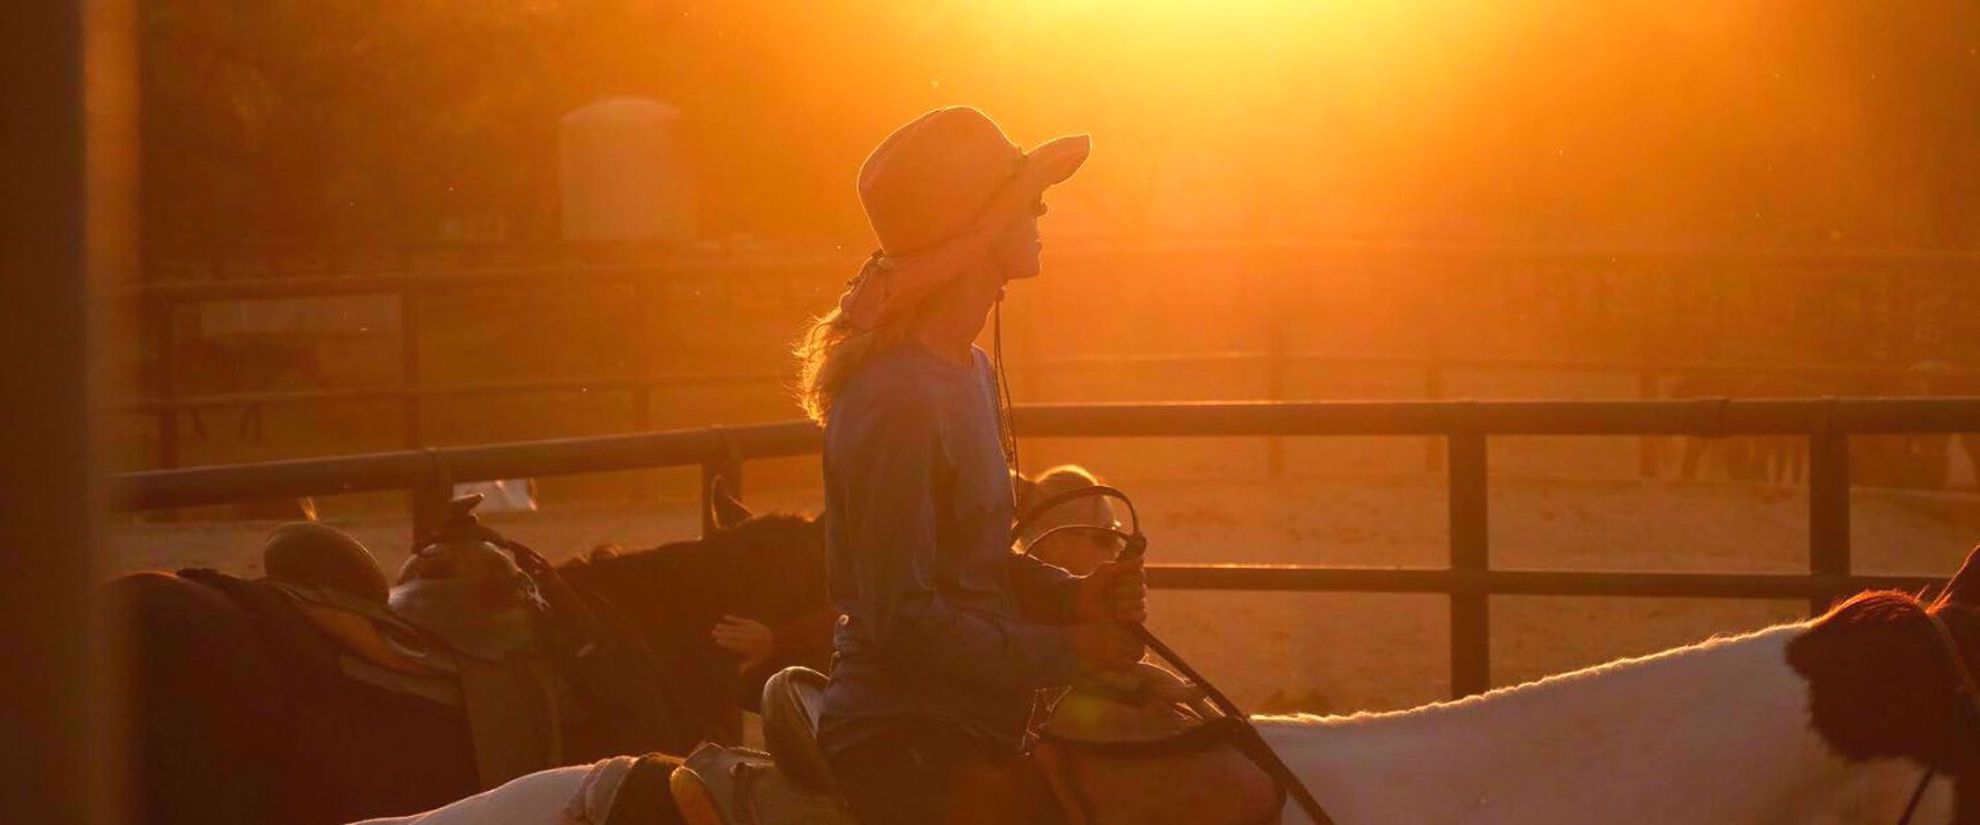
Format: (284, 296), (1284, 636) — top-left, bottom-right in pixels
(1016, 486), (1340, 825)
(1897, 601), (1980, 825)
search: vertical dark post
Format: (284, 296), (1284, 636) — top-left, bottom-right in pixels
(1808, 430), (1852, 614)
(411, 452), (454, 546)
(1884, 271), (1912, 367)
(630, 277), (653, 432)
(399, 288), (422, 448)
(1423, 279), (1447, 473)
(4, 0), (126, 817)
(1424, 365), (1447, 472)
(1265, 266), (1288, 477)
(1637, 368), (1660, 478)
(149, 301), (180, 469)
(1448, 430), (1491, 698)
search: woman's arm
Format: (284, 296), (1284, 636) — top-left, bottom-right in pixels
(1007, 553), (1080, 624)
(841, 390), (1081, 693)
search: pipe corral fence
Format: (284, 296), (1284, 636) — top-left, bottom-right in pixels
(113, 397), (1980, 698)
(120, 243), (1980, 474)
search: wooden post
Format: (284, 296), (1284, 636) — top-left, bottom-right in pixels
(410, 450), (454, 547)
(150, 302), (180, 469)
(399, 288), (422, 448)
(1423, 278), (1447, 473)
(1265, 267), (1288, 477)
(630, 277), (653, 432)
(1637, 368), (1660, 478)
(1808, 430), (1852, 614)
(1424, 363), (1447, 472)
(1447, 430), (1491, 698)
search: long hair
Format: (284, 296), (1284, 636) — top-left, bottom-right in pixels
(791, 307), (913, 425)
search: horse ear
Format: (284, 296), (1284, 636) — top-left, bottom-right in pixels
(708, 476), (753, 531)
(1939, 544), (1980, 606)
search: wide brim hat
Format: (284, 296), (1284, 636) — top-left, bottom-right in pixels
(837, 106), (1089, 331)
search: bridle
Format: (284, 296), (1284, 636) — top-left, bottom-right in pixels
(1015, 485), (1340, 825)
(1896, 600), (1980, 825)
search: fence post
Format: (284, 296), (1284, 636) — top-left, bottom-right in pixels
(148, 301), (180, 470)
(1637, 368), (1660, 479)
(1448, 428), (1491, 698)
(1423, 279), (1447, 473)
(410, 449), (453, 547)
(1265, 266), (1288, 478)
(1808, 428), (1851, 614)
(631, 276), (653, 432)
(399, 287), (422, 448)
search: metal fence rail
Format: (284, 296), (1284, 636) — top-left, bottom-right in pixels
(112, 398), (1980, 697)
(121, 242), (1980, 472)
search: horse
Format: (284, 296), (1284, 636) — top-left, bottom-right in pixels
(1257, 585), (1968, 824)
(105, 489), (827, 825)
(357, 542), (1980, 825)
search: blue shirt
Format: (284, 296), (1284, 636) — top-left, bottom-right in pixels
(816, 344), (1082, 754)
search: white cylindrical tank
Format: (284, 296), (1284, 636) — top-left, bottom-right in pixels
(559, 97), (695, 242)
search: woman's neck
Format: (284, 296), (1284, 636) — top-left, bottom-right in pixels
(1252, 624), (1938, 825)
(910, 262), (1004, 365)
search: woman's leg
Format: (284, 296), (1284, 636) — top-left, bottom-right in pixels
(826, 723), (991, 825)
(347, 757), (640, 825)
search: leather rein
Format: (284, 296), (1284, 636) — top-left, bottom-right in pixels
(1015, 485), (1339, 825)
(1896, 600), (1980, 825)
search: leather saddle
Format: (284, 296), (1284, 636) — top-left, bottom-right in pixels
(258, 508), (563, 792)
(670, 667), (857, 825)
(262, 502), (540, 669)
(664, 664), (1247, 825)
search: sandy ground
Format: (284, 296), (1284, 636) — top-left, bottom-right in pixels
(104, 468), (1980, 716)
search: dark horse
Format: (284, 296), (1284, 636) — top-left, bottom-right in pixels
(104, 493), (826, 825)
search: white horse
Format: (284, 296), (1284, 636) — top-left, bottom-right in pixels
(358, 549), (1980, 825)
(1262, 624), (1941, 824)
(1254, 551), (1980, 825)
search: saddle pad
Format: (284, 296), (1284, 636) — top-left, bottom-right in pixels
(670, 743), (859, 825)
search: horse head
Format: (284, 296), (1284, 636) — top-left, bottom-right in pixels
(1789, 543), (1980, 823)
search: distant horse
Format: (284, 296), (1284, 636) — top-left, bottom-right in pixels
(1661, 371), (1831, 485)
(365, 544), (1980, 825)
(106, 490), (826, 825)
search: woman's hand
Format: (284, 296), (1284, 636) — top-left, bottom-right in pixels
(711, 614), (776, 673)
(1069, 622), (1145, 673)
(1073, 555), (1148, 624)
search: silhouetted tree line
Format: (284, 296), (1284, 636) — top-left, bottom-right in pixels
(140, 1), (1980, 264)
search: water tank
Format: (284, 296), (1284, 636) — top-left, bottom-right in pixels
(559, 97), (696, 242)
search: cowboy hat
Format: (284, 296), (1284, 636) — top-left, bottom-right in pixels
(838, 106), (1089, 330)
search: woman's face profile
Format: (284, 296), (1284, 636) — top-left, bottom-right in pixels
(990, 206), (1044, 281)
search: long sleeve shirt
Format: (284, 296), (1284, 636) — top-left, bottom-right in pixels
(817, 343), (1082, 755)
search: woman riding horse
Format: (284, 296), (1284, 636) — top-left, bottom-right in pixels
(792, 106), (1149, 825)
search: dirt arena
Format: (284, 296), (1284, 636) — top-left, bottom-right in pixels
(105, 441), (1980, 717)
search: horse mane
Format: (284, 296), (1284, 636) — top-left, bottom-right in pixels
(1259, 617), (1813, 729)
(558, 511), (821, 575)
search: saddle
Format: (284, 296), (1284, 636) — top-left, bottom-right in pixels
(665, 664), (1277, 825)
(256, 512), (565, 792)
(670, 667), (858, 825)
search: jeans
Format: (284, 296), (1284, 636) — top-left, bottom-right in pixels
(823, 721), (997, 825)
